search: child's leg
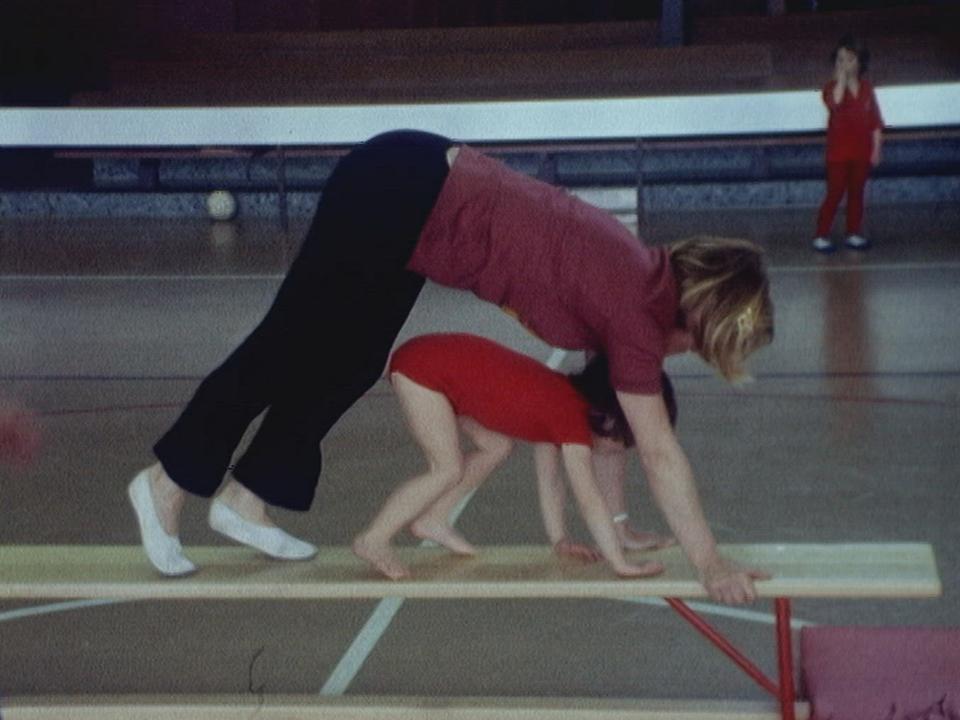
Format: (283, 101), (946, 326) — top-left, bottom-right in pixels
(352, 373), (464, 579)
(844, 160), (871, 236)
(410, 417), (513, 554)
(815, 161), (850, 238)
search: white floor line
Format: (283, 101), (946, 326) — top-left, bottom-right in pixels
(318, 490), (477, 697)
(318, 348), (569, 696)
(317, 596), (406, 696)
(0, 598), (125, 623)
(615, 597), (816, 630)
(318, 576), (814, 696)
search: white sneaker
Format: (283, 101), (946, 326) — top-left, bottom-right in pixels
(128, 470), (197, 577)
(812, 236), (836, 253)
(209, 500), (318, 560)
(845, 234), (871, 250)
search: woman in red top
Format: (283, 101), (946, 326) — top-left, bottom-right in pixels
(352, 333), (677, 580)
(133, 131), (774, 604)
(813, 34), (885, 253)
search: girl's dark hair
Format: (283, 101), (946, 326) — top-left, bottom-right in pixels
(567, 356), (677, 449)
(833, 33), (870, 75)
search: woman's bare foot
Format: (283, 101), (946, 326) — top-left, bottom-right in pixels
(147, 463), (187, 536)
(216, 479), (275, 527)
(352, 534), (410, 580)
(409, 517), (478, 555)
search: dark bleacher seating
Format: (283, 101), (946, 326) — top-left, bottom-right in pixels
(70, 6), (959, 107)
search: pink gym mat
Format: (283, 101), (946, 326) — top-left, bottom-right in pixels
(801, 626), (960, 720)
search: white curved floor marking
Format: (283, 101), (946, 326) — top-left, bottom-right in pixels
(617, 597), (815, 630)
(318, 348), (570, 696)
(0, 598), (128, 623)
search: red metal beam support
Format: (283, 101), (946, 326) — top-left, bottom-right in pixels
(776, 598), (798, 720)
(665, 598), (779, 697)
(665, 597), (800, 720)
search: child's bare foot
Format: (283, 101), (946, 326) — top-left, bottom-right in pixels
(409, 517), (478, 555)
(619, 526), (676, 551)
(352, 535), (410, 580)
(613, 560), (665, 578)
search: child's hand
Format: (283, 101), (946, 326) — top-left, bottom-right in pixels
(699, 556), (771, 605)
(553, 538), (602, 563)
(612, 559), (665, 578)
(833, 58), (851, 84)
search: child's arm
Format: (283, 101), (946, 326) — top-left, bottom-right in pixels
(870, 81), (884, 167)
(616, 391), (770, 604)
(559, 444), (663, 577)
(592, 448), (627, 519)
(534, 443), (566, 545)
(534, 443), (600, 561)
(871, 127), (883, 166)
(831, 76), (845, 105)
(593, 449), (675, 551)
(826, 61), (853, 108)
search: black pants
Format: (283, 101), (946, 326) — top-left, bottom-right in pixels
(154, 130), (453, 510)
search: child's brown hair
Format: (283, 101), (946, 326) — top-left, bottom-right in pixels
(568, 356), (677, 448)
(833, 33), (871, 75)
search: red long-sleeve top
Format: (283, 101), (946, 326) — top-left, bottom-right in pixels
(823, 77), (885, 163)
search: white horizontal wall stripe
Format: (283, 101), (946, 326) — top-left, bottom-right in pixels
(1, 83), (957, 147)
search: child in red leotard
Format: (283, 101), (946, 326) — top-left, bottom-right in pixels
(813, 34), (884, 253)
(352, 333), (677, 580)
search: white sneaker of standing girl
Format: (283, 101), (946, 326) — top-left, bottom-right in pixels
(812, 236), (836, 253)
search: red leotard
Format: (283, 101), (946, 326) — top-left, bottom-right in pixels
(388, 333), (593, 446)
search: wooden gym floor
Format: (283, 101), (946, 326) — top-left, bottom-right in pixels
(0, 201), (957, 702)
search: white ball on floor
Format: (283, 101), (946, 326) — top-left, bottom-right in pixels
(206, 190), (237, 221)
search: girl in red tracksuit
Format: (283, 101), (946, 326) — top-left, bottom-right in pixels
(813, 34), (884, 253)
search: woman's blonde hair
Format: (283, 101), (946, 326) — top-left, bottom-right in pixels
(668, 236), (774, 382)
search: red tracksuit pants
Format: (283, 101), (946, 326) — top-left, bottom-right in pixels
(816, 159), (871, 237)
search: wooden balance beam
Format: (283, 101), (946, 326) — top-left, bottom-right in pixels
(0, 543), (940, 601)
(0, 543), (941, 720)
